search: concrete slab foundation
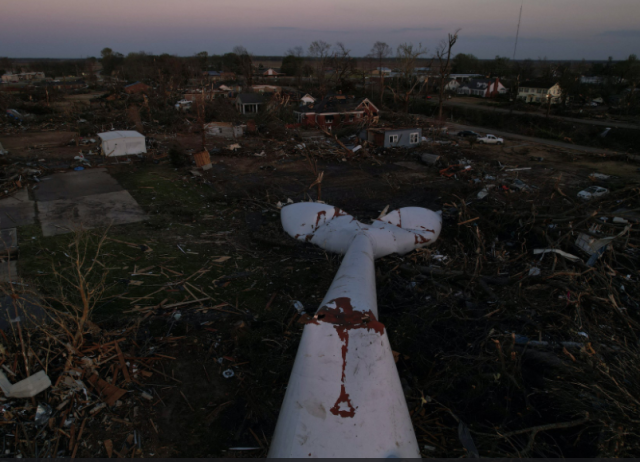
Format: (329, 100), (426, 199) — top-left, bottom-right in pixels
(33, 168), (123, 202)
(37, 190), (147, 236)
(0, 188), (36, 229)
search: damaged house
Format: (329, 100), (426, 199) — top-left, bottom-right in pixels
(204, 122), (244, 138)
(294, 96), (379, 129)
(457, 78), (507, 98)
(366, 127), (422, 148)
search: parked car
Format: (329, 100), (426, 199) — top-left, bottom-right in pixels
(478, 134), (504, 145)
(457, 131), (479, 138)
(577, 186), (609, 201)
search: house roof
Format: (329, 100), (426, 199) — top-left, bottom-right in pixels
(520, 80), (558, 89)
(299, 96), (377, 114)
(44, 79), (85, 86)
(462, 78), (499, 90)
(368, 127), (420, 133)
(236, 93), (266, 104)
(125, 81), (147, 88)
(98, 130), (144, 141)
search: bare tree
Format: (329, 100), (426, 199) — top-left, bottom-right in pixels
(388, 42), (429, 113)
(308, 40), (331, 91)
(285, 46), (305, 87)
(287, 46), (304, 58)
(330, 42), (355, 90)
(370, 42), (392, 103)
(233, 45), (254, 86)
(435, 30), (460, 120)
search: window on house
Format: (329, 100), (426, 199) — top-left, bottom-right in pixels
(389, 135), (399, 144)
(349, 114), (354, 122)
(325, 115), (334, 123)
(410, 133), (419, 144)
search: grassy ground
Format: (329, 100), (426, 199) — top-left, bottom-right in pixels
(14, 161), (342, 456)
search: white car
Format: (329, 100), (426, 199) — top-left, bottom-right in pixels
(577, 186), (609, 200)
(478, 134), (504, 145)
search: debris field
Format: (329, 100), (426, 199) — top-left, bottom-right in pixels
(1, 103), (640, 458)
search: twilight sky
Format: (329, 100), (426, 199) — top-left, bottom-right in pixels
(1, 0), (638, 60)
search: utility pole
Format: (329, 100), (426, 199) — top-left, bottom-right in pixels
(513, 2), (523, 61)
(512, 2), (524, 111)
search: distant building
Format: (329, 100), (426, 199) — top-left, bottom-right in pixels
(580, 75), (603, 85)
(262, 68), (285, 78)
(1, 72), (45, 83)
(251, 84), (281, 94)
(457, 78), (507, 98)
(295, 95), (380, 129)
(371, 67), (392, 77)
(235, 93), (266, 114)
(448, 74), (483, 80)
(203, 71), (222, 80)
(203, 71), (236, 81)
(300, 94), (316, 105)
(367, 127), (422, 148)
(124, 81), (149, 94)
(517, 80), (562, 104)
(442, 78), (461, 92)
(44, 79), (87, 90)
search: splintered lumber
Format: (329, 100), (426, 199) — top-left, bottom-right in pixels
(114, 342), (131, 383)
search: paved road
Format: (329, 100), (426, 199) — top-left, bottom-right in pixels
(416, 115), (619, 154)
(442, 100), (640, 130)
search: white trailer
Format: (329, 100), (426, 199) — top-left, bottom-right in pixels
(97, 131), (146, 157)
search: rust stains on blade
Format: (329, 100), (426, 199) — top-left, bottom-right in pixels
(313, 297), (385, 418)
(315, 210), (327, 229)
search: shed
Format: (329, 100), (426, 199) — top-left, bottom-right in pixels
(98, 131), (146, 157)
